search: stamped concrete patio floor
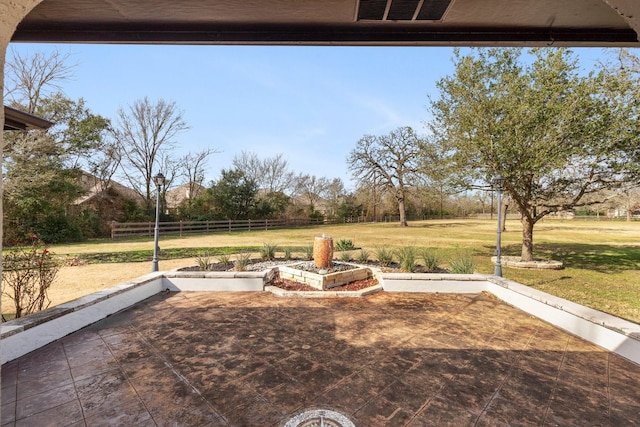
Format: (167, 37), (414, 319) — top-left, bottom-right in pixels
(2, 291), (640, 426)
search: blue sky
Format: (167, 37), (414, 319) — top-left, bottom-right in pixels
(6, 43), (615, 190)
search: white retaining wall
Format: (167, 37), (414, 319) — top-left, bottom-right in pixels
(485, 277), (640, 365)
(162, 271), (265, 292)
(2, 271), (639, 366)
(0, 273), (164, 364)
(379, 273), (640, 366)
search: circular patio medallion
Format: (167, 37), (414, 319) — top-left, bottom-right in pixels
(280, 407), (358, 427)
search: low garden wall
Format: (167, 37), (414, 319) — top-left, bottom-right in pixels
(2, 268), (639, 366)
(1, 273), (164, 363)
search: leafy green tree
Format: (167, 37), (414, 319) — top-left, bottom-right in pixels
(255, 191), (291, 219)
(4, 49), (111, 243)
(348, 126), (421, 227)
(39, 94), (111, 169)
(428, 48), (639, 261)
(336, 194), (363, 221)
(209, 169), (259, 220)
(4, 95), (111, 242)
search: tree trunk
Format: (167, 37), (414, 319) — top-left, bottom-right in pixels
(521, 216), (534, 261)
(500, 201), (508, 232)
(398, 197), (408, 227)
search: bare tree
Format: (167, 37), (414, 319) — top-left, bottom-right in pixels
(293, 174), (331, 207)
(113, 97), (188, 212)
(232, 151), (262, 183)
(348, 126), (421, 226)
(88, 139), (121, 195)
(232, 151), (294, 193)
(261, 153), (295, 193)
(5, 48), (75, 114)
(353, 171), (385, 221)
(180, 148), (218, 202)
(614, 185), (640, 221)
(156, 152), (181, 203)
(324, 178), (347, 218)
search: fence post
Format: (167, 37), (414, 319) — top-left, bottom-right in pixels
(229, 220), (232, 232)
(111, 221), (116, 240)
(180, 220), (183, 237)
(249, 219), (251, 231)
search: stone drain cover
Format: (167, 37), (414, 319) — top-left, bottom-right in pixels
(280, 406), (358, 427)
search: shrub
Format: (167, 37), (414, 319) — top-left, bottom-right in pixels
(302, 245), (314, 261)
(260, 243), (278, 261)
(195, 252), (213, 271)
(234, 252), (252, 271)
(35, 211), (84, 244)
(335, 239), (355, 251)
(283, 247), (292, 261)
(339, 251), (351, 262)
(218, 253), (232, 266)
(356, 249), (370, 263)
(374, 246), (395, 267)
(422, 249), (440, 272)
(448, 253), (475, 274)
(2, 236), (61, 319)
(397, 246), (418, 272)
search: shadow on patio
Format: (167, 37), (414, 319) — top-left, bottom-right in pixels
(2, 291), (639, 426)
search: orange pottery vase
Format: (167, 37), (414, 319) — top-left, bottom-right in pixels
(313, 235), (334, 269)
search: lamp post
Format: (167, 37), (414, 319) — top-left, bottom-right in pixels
(151, 172), (165, 272)
(493, 174), (505, 277)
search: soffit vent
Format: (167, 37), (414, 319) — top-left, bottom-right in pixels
(358, 0), (453, 21)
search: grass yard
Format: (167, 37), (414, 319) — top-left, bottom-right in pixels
(2, 218), (639, 323)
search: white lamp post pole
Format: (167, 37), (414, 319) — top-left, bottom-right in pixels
(493, 174), (504, 277)
(151, 172), (165, 272)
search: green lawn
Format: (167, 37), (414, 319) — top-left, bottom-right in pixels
(4, 218), (640, 323)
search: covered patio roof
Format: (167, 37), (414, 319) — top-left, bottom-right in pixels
(12, 0), (640, 46)
(3, 105), (53, 131)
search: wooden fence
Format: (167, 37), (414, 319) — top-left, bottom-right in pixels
(110, 218), (330, 239)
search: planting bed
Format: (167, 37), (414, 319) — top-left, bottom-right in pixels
(269, 274), (379, 292)
(277, 262), (373, 290)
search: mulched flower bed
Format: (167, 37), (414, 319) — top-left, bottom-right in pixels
(180, 258), (450, 274)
